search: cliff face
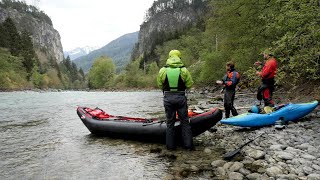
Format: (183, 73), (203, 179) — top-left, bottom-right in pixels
(132, 0), (208, 60)
(0, 7), (63, 63)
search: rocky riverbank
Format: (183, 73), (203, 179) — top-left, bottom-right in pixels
(157, 89), (320, 180)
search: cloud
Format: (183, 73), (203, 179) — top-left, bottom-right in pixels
(25, 0), (155, 51)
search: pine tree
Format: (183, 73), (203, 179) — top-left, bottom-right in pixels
(2, 17), (21, 56)
(20, 29), (36, 75)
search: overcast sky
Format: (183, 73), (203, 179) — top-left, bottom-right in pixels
(25, 0), (155, 51)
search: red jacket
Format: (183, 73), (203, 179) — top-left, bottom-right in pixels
(259, 58), (277, 79)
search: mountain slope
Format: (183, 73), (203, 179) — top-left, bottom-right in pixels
(0, 2), (63, 63)
(74, 31), (138, 73)
(64, 46), (99, 60)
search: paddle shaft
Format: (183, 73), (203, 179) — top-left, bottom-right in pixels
(223, 132), (265, 160)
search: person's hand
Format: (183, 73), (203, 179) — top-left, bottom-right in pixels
(216, 80), (223, 85)
(256, 71), (261, 76)
(254, 61), (262, 66)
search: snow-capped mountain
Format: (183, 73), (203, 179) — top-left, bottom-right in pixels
(64, 46), (99, 60)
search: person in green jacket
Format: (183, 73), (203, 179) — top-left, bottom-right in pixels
(157, 49), (194, 150)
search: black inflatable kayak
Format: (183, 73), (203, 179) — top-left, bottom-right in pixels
(77, 107), (222, 142)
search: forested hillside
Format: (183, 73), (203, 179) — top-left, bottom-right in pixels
(0, 0), (85, 90)
(113, 0), (319, 90)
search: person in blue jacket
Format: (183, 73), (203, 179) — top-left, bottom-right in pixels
(216, 62), (240, 118)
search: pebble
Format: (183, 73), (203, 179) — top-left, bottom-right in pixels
(228, 172), (244, 180)
(246, 149), (265, 160)
(211, 160), (226, 168)
(276, 151), (295, 160)
(229, 162), (244, 172)
(307, 174), (320, 180)
(246, 173), (261, 180)
(266, 166), (283, 177)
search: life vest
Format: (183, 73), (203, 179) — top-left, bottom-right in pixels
(224, 70), (240, 89)
(163, 67), (186, 91)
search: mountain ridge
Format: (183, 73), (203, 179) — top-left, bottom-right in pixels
(73, 31), (139, 73)
(64, 46), (100, 60)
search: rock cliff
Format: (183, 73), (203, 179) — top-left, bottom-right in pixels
(0, 6), (63, 63)
(132, 0), (208, 60)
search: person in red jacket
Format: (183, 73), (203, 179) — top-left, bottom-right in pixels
(255, 50), (277, 107)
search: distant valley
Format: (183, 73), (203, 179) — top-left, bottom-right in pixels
(73, 31), (139, 73)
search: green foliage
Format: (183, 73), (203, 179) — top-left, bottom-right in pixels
(145, 62), (159, 88)
(199, 51), (226, 86)
(88, 56), (116, 89)
(267, 1), (320, 81)
(124, 59), (147, 88)
(0, 48), (29, 90)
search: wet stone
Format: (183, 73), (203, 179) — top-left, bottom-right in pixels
(266, 166), (283, 177)
(246, 149), (265, 160)
(204, 148), (212, 154)
(307, 174), (320, 180)
(215, 167), (226, 176)
(211, 160), (226, 168)
(229, 162), (244, 172)
(246, 173), (261, 180)
(301, 154), (317, 160)
(312, 164), (320, 171)
(276, 174), (298, 180)
(223, 162), (234, 170)
(303, 166), (314, 175)
(276, 151), (294, 160)
(228, 172), (244, 180)
(269, 144), (287, 151)
(238, 168), (251, 176)
(296, 143), (311, 150)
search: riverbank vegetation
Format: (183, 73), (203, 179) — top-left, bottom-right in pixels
(0, 16), (86, 90)
(1, 1), (319, 95)
(115, 0), (319, 92)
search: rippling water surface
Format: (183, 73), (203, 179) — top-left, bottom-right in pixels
(0, 91), (169, 179)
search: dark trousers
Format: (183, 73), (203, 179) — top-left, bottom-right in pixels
(257, 83), (275, 107)
(224, 89), (238, 118)
(164, 93), (193, 150)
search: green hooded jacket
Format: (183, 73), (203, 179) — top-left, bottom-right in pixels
(157, 56), (193, 90)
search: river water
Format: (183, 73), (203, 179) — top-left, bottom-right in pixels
(0, 91), (171, 179)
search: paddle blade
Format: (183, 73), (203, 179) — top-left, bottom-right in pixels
(223, 148), (241, 160)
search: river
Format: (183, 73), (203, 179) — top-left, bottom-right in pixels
(0, 91), (172, 179)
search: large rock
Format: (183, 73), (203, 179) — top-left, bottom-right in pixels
(132, 0), (208, 59)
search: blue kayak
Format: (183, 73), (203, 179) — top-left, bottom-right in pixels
(220, 101), (319, 127)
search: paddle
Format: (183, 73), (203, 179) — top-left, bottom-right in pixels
(223, 132), (265, 160)
(142, 120), (165, 126)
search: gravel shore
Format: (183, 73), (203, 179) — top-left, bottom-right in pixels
(161, 90), (320, 180)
